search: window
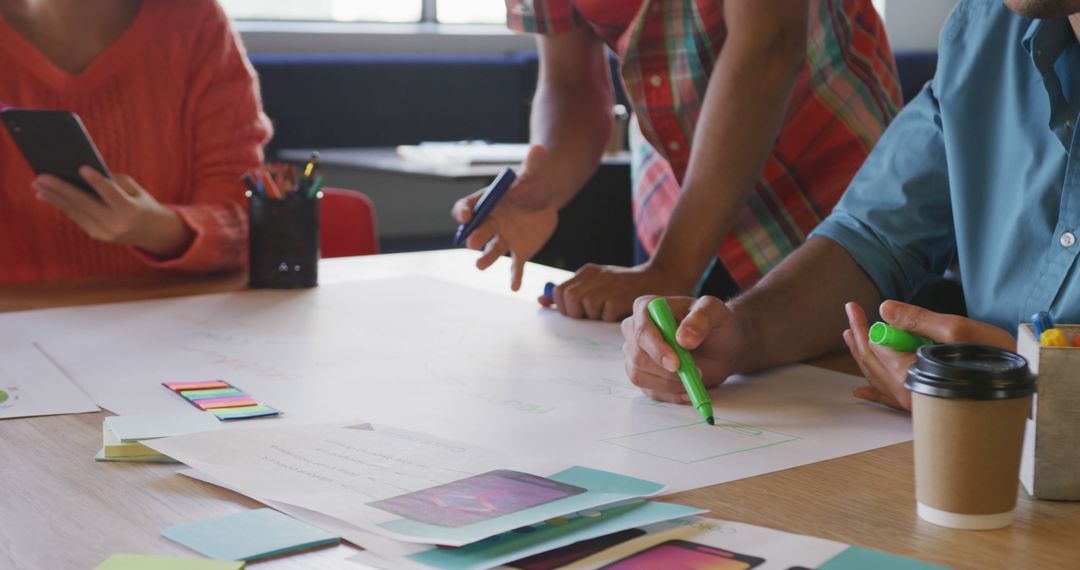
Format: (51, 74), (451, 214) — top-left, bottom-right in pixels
(437, 0), (505, 24)
(222, 1), (877, 26)
(218, 0), (506, 25)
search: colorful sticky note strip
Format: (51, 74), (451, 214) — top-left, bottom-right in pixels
(164, 381), (230, 392)
(94, 553), (243, 570)
(194, 396), (258, 411)
(180, 388), (244, 400)
(163, 380), (278, 421)
(211, 405), (280, 421)
(161, 508), (339, 561)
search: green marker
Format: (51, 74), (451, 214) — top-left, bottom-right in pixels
(646, 298), (714, 425)
(868, 321), (933, 352)
(305, 175), (324, 199)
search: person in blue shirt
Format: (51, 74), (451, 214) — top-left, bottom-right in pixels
(621, 0), (1080, 411)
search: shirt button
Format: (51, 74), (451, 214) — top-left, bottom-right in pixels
(1061, 232), (1076, 248)
(649, 75), (662, 87)
(668, 140), (681, 152)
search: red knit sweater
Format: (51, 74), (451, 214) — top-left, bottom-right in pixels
(0, 0), (272, 283)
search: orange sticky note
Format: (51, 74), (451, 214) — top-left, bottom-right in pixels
(194, 396), (257, 410)
(164, 381), (230, 392)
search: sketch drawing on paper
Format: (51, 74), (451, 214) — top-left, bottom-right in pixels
(600, 420), (800, 464)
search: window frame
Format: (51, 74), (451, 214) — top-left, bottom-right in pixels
(235, 20), (533, 55)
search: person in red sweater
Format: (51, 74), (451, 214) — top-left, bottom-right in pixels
(0, 0), (272, 283)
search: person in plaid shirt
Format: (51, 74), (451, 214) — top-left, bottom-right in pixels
(452, 0), (902, 321)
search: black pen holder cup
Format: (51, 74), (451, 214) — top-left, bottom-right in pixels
(248, 192), (319, 289)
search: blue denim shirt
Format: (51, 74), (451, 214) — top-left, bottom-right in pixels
(810, 0), (1080, 332)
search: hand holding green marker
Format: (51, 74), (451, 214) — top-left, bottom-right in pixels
(868, 322), (933, 352)
(646, 298), (715, 425)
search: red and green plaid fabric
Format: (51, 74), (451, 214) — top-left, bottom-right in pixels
(507, 0), (902, 288)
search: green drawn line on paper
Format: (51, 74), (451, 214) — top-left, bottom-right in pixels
(0, 389), (7, 404)
(598, 418), (801, 464)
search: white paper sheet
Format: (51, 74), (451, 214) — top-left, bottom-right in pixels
(0, 343), (98, 419)
(147, 421), (662, 547)
(0, 275), (912, 492)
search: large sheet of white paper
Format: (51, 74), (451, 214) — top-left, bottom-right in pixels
(0, 343), (99, 419)
(0, 275), (911, 492)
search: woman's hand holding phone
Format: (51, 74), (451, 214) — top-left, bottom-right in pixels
(33, 166), (194, 258)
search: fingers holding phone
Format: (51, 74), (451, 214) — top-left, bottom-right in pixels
(2, 108), (195, 258)
(34, 167), (194, 258)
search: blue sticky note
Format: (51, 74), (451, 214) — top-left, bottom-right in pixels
(162, 508), (340, 561)
(408, 501), (705, 570)
(820, 546), (949, 570)
(211, 405), (280, 421)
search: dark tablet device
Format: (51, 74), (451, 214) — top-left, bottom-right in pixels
(1, 108), (111, 197)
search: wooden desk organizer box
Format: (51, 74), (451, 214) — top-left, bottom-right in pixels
(1017, 324), (1080, 500)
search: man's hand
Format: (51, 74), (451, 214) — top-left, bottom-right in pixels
(451, 145), (559, 291)
(542, 262), (696, 322)
(842, 300), (1017, 411)
(33, 166), (194, 257)
(621, 295), (746, 404)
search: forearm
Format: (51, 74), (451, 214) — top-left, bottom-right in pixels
(651, 3), (806, 288)
(729, 237), (883, 373)
(134, 207), (195, 258)
(531, 33), (614, 209)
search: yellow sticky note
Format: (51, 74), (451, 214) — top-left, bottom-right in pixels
(95, 554), (243, 570)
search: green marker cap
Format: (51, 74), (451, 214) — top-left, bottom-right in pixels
(868, 321), (933, 352)
(646, 298), (714, 424)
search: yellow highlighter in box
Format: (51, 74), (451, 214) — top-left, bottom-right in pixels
(1041, 329), (1069, 347)
(1033, 311), (1069, 347)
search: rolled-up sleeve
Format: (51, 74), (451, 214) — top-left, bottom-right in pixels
(505, 0), (583, 34)
(809, 79), (956, 302)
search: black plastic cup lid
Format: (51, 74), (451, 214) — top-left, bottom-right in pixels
(904, 343), (1034, 400)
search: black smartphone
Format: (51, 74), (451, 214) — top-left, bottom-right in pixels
(1, 108), (111, 197)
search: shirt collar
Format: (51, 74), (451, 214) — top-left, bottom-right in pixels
(1022, 18), (1079, 149)
(1023, 18), (1073, 75)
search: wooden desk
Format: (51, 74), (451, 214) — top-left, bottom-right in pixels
(2, 253), (1077, 569)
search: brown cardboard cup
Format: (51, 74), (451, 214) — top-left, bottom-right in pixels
(906, 344), (1034, 530)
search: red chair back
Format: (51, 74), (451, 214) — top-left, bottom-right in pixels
(319, 188), (378, 258)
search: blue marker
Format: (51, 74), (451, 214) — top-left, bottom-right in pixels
(1032, 311), (1055, 338)
(543, 282), (555, 299)
(454, 167), (517, 246)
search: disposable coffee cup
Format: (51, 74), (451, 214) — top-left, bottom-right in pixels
(905, 344), (1034, 530)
